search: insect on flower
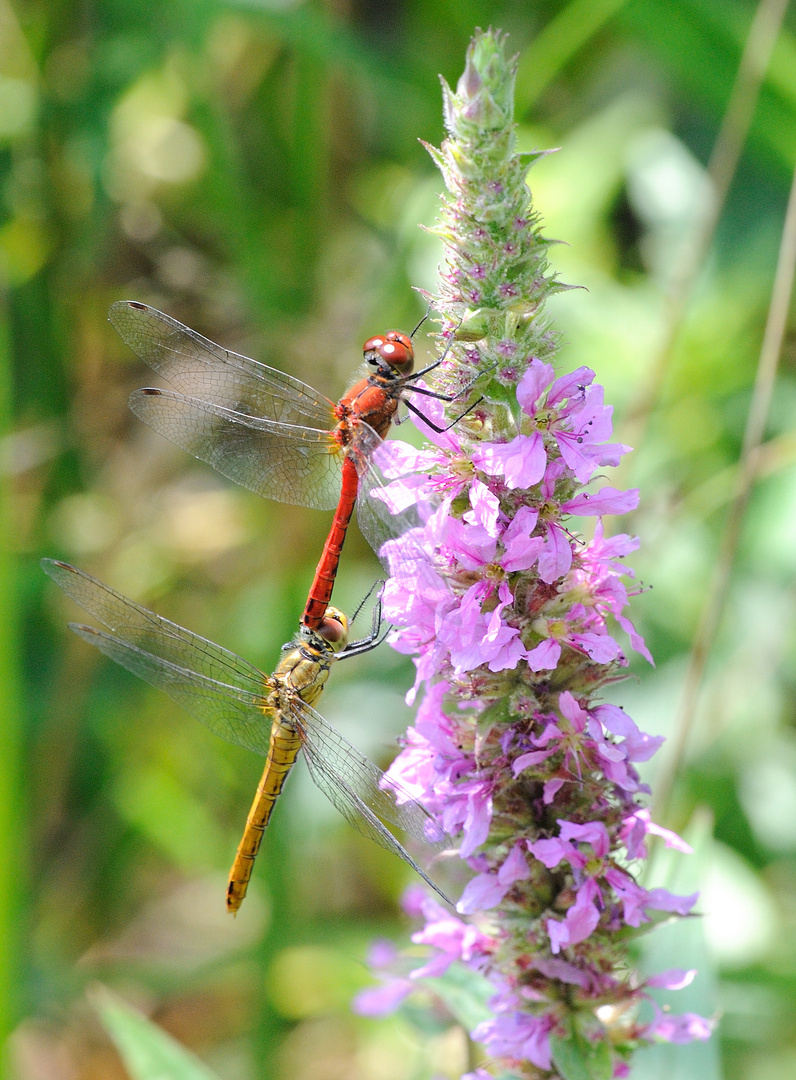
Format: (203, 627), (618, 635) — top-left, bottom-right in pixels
(109, 302), (477, 631)
(42, 559), (452, 912)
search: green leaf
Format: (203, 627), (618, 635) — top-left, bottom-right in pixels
(94, 987), (222, 1080)
(418, 961), (495, 1031)
(550, 1031), (613, 1080)
(475, 698), (510, 749)
(0, 306), (22, 1080)
(515, 0), (632, 111)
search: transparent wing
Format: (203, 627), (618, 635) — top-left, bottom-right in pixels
(44, 560), (452, 900)
(353, 434), (429, 568)
(70, 625), (275, 755)
(129, 389), (345, 510)
(110, 301), (337, 428)
(292, 701), (452, 903)
(43, 560), (274, 755)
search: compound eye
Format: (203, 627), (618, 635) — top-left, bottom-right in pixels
(362, 331), (414, 370)
(362, 335), (386, 365)
(382, 330), (414, 368)
(318, 608), (348, 649)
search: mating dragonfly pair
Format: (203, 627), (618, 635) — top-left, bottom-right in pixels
(46, 303), (463, 911)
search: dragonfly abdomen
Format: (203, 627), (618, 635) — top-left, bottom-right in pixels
(227, 719), (302, 914)
(302, 456), (359, 629)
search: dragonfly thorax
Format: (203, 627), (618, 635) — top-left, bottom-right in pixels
(274, 645), (332, 709)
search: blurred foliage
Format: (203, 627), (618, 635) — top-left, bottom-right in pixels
(3, 0), (796, 1078)
(97, 987), (224, 1080)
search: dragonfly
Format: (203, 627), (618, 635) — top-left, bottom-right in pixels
(109, 301), (468, 631)
(42, 559), (451, 912)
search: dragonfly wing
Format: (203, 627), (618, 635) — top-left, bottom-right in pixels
(110, 301), (337, 428)
(129, 389), (344, 510)
(42, 560), (273, 754)
(71, 624), (274, 755)
(351, 428), (429, 567)
(293, 701), (451, 902)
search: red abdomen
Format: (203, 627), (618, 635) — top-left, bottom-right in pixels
(302, 455), (359, 629)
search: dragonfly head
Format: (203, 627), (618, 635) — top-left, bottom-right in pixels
(305, 606), (349, 654)
(362, 331), (414, 376)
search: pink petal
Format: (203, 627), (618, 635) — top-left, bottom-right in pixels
(547, 365), (594, 407)
(457, 871), (508, 913)
(537, 522), (572, 583)
(516, 359), (555, 414)
(352, 978), (413, 1016)
(526, 639), (561, 671)
(512, 748), (554, 776)
(472, 432), (547, 489)
(647, 968), (696, 991)
(563, 486), (640, 516)
(497, 843), (531, 886)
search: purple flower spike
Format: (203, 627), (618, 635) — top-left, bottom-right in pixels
(356, 28), (712, 1077)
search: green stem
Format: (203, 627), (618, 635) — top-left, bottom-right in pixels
(0, 297), (22, 1077)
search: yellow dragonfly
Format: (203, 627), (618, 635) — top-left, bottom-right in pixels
(42, 560), (450, 912)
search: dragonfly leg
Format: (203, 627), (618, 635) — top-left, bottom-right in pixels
(402, 392), (483, 433)
(341, 582), (385, 657)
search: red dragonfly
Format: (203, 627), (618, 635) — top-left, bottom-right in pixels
(42, 560), (451, 910)
(109, 302), (465, 630)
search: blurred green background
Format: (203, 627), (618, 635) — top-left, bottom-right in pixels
(3, 0), (796, 1077)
